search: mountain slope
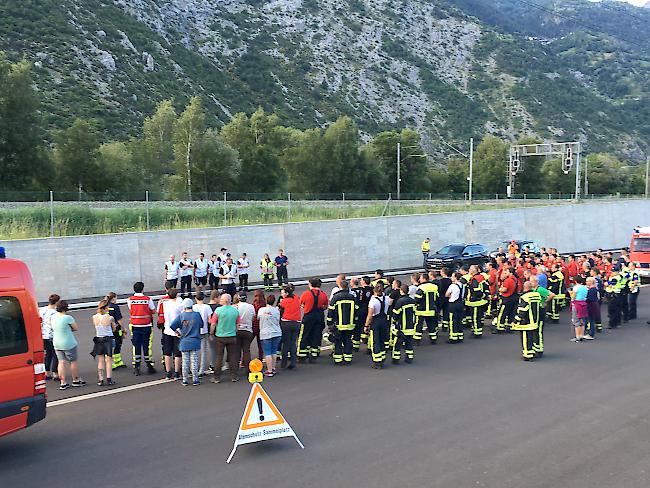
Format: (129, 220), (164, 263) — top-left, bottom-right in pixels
(1, 0), (648, 159)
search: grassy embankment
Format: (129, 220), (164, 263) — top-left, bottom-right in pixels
(0, 201), (548, 239)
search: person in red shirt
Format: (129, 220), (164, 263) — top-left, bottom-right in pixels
(298, 278), (328, 363)
(494, 268), (517, 333)
(279, 286), (302, 370)
(486, 262), (498, 317)
(566, 255), (579, 284)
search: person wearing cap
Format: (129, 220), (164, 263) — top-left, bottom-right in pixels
(170, 298), (203, 386)
(421, 238), (431, 267)
(234, 292), (255, 372)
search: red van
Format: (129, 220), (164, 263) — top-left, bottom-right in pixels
(630, 226), (650, 279)
(0, 255), (47, 437)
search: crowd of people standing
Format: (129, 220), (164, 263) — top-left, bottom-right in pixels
(38, 242), (643, 390)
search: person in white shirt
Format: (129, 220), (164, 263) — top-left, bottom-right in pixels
(164, 254), (180, 289)
(194, 252), (209, 293)
(237, 253), (250, 291)
(39, 293), (60, 380)
(192, 291), (212, 376)
(219, 256), (238, 297)
(179, 251), (194, 298)
(235, 292), (256, 371)
(446, 272), (464, 344)
(159, 288), (183, 380)
(408, 273), (419, 299)
(258, 295), (282, 377)
(217, 248), (228, 267)
(330, 274), (346, 300)
(365, 284), (391, 369)
(208, 254), (219, 291)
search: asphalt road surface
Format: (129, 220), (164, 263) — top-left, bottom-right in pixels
(2, 285), (650, 488)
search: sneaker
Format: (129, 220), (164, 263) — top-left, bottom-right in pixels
(583, 335), (595, 340)
(570, 338), (581, 342)
(210, 378), (221, 384)
(174, 372), (181, 381)
(106, 379), (116, 386)
(59, 383), (69, 390)
(165, 372), (173, 380)
(181, 380), (189, 386)
(231, 377), (239, 382)
(264, 371), (275, 377)
(97, 380), (105, 386)
(193, 380), (200, 386)
(71, 379), (86, 387)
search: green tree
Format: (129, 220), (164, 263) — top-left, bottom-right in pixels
(133, 99), (177, 189)
(221, 108), (288, 194)
(173, 97), (206, 200)
(0, 53), (47, 192)
(540, 158), (575, 195)
(472, 135), (508, 195)
(367, 129), (428, 195)
(53, 118), (101, 193)
(191, 129), (240, 197)
(513, 136), (544, 195)
(446, 157), (469, 195)
(96, 142), (137, 195)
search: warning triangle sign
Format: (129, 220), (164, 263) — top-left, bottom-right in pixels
(226, 383), (304, 463)
(240, 383), (285, 430)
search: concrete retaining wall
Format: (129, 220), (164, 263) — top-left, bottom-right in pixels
(2, 200), (646, 302)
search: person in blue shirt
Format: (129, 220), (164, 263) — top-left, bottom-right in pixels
(535, 265), (548, 289)
(171, 299), (203, 386)
(274, 249), (290, 288)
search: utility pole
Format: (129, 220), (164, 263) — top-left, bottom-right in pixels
(574, 150), (581, 200)
(396, 142), (401, 201)
(468, 137), (474, 204)
(584, 155), (589, 196)
(645, 156), (650, 198)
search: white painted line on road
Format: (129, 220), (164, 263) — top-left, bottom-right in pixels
(48, 345), (336, 407)
(47, 378), (169, 407)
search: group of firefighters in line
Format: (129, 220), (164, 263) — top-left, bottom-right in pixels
(120, 242), (641, 376)
(323, 243), (641, 365)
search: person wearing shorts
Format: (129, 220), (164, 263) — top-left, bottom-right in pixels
(91, 300), (117, 386)
(258, 294), (282, 377)
(52, 300), (85, 390)
(160, 288), (183, 380)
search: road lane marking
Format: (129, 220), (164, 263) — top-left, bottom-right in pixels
(47, 345), (335, 407)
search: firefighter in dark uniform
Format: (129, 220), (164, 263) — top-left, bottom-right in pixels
(547, 264), (566, 323)
(446, 272), (464, 344)
(391, 285), (418, 364)
(359, 276), (373, 346)
(106, 292), (126, 369)
(606, 267), (623, 328)
(460, 266), (473, 328)
(350, 277), (372, 351)
(512, 281), (541, 361)
(466, 265), (487, 337)
(327, 280), (358, 365)
(438, 267), (452, 329)
(365, 284), (390, 369)
(415, 273), (439, 344)
(370, 269), (390, 288)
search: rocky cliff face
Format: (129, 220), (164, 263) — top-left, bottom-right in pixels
(2, 0), (649, 158)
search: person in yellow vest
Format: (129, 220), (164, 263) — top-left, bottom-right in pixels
(414, 272), (439, 344)
(421, 238), (431, 267)
(260, 254), (275, 291)
(370, 269), (390, 288)
(512, 281), (542, 361)
(546, 264), (566, 323)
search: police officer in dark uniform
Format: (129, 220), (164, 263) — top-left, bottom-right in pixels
(327, 280), (358, 365)
(606, 267), (623, 329)
(106, 292), (126, 369)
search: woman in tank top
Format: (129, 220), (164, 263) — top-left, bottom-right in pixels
(92, 300), (116, 386)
